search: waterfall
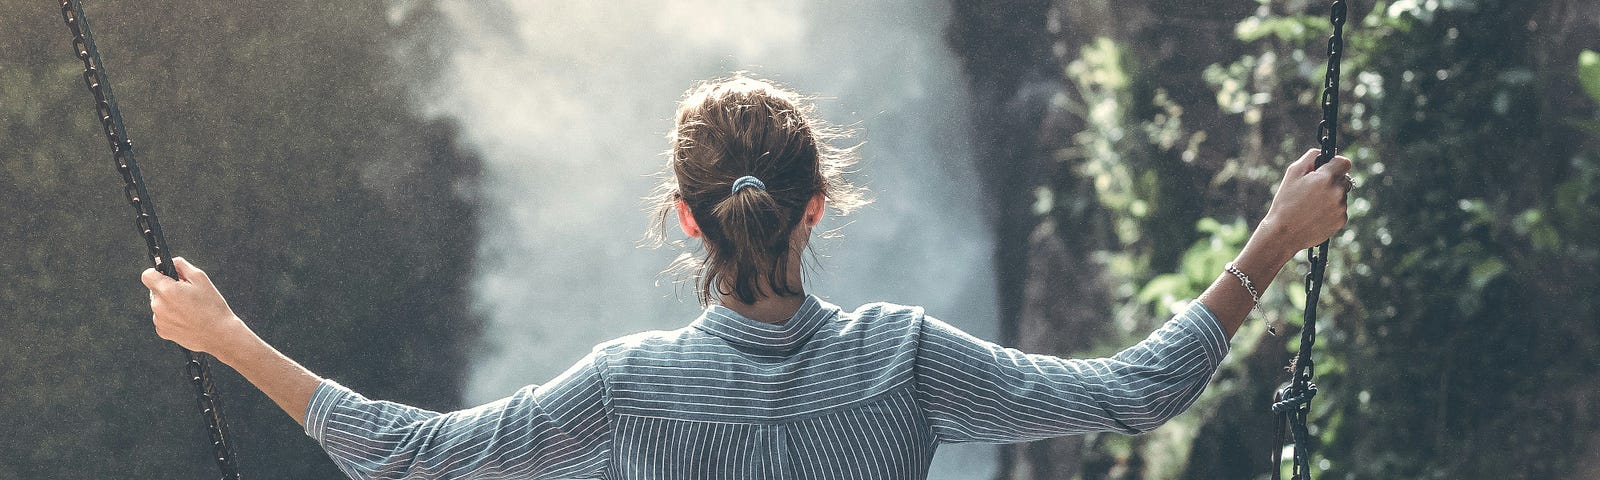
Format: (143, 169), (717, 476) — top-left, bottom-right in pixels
(401, 1), (997, 477)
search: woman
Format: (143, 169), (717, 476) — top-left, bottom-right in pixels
(142, 75), (1352, 479)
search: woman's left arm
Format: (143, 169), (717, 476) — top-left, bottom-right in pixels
(912, 149), (1352, 443)
(914, 302), (1230, 442)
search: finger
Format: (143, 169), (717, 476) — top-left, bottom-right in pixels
(140, 267), (169, 292)
(153, 316), (172, 341)
(1320, 155), (1353, 177)
(1286, 149), (1319, 177)
(150, 294), (165, 319)
(172, 257), (211, 286)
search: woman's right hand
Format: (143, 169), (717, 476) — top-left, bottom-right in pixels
(1258, 149), (1353, 255)
(141, 257), (252, 358)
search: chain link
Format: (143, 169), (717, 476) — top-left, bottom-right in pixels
(60, 1), (241, 478)
(1273, 3), (1347, 480)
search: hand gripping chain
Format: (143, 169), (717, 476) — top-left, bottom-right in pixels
(59, 1), (242, 478)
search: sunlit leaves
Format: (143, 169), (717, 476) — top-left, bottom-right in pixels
(1581, 49), (1600, 106)
(1236, 14), (1328, 43)
(1136, 217), (1249, 316)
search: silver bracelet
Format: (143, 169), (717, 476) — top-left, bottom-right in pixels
(1224, 262), (1261, 304)
(1225, 262), (1270, 332)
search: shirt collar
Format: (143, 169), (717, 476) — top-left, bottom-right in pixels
(692, 294), (839, 351)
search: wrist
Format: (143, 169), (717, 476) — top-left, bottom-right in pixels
(1235, 234), (1294, 283)
(1248, 219), (1300, 267)
(211, 316), (261, 365)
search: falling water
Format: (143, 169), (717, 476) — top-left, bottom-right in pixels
(398, 1), (997, 477)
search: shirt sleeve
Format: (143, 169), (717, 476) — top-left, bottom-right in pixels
(303, 351), (612, 479)
(913, 301), (1229, 443)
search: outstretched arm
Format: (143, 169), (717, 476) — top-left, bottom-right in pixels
(916, 303), (1230, 441)
(914, 149), (1352, 443)
(142, 257), (321, 426)
(141, 258), (614, 479)
(1200, 148), (1353, 338)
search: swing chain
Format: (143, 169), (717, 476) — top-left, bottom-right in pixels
(1272, 2), (1346, 480)
(60, 1), (241, 478)
(1315, 1), (1347, 168)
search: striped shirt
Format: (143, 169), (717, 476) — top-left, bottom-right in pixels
(304, 296), (1229, 479)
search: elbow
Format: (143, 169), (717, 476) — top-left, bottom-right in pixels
(1117, 378), (1210, 435)
(335, 449), (427, 480)
(326, 423), (439, 479)
(1123, 355), (1220, 434)
(1121, 408), (1179, 435)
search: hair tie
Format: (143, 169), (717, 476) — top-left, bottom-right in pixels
(730, 175), (766, 194)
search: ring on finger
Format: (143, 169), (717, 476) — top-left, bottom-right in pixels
(1341, 174), (1356, 189)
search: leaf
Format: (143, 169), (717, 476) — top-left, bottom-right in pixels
(1468, 257), (1507, 290)
(1137, 274), (1190, 304)
(1580, 50), (1600, 103)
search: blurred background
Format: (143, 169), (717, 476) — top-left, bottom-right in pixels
(1, 0), (1596, 479)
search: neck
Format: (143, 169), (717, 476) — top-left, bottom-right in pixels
(718, 238), (811, 324)
(715, 219), (821, 324)
(719, 292), (808, 324)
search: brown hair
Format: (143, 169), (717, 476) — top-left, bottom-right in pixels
(647, 74), (868, 306)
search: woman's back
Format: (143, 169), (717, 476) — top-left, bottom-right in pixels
(601, 297), (933, 479)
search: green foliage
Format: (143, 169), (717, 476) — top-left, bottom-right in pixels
(1576, 50), (1600, 137)
(1137, 218), (1250, 315)
(1581, 50), (1600, 102)
(1064, 37), (1153, 249)
(0, 1), (479, 477)
(1036, 0), (1600, 478)
(1200, 0), (1600, 478)
(1057, 37), (1211, 328)
(1050, 26), (1294, 477)
(1235, 15), (1330, 43)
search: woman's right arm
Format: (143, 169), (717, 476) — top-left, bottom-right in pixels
(143, 257), (322, 426)
(143, 258), (613, 479)
(302, 357), (612, 479)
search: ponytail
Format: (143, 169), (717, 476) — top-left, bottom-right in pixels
(709, 178), (798, 303)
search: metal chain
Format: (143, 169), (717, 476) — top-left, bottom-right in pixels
(59, 1), (241, 478)
(1271, 2), (1346, 480)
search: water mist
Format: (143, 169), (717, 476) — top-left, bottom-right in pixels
(398, 2), (998, 477)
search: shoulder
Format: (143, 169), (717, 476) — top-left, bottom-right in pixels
(837, 301), (926, 328)
(591, 327), (714, 359)
(817, 301), (929, 348)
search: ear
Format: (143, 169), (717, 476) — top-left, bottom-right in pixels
(803, 193), (826, 227)
(676, 198), (702, 238)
